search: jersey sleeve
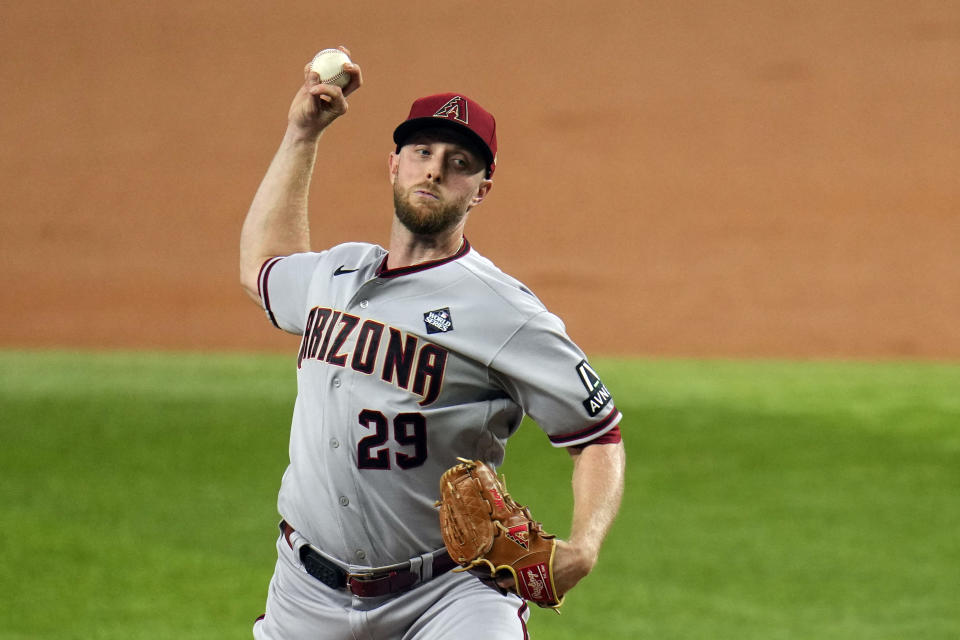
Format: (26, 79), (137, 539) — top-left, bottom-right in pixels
(490, 311), (622, 447)
(258, 252), (325, 334)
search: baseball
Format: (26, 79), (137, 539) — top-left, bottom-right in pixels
(309, 48), (352, 89)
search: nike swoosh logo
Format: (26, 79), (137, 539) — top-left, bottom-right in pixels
(333, 265), (359, 276)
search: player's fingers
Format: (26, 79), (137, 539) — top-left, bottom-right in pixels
(308, 82), (341, 98)
(494, 570), (515, 590)
(342, 62), (363, 96)
(301, 61), (322, 90)
(495, 576), (515, 589)
(307, 83), (347, 115)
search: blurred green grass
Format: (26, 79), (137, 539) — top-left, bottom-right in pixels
(1, 351), (958, 639)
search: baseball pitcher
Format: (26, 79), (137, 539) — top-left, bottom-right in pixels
(239, 46), (626, 639)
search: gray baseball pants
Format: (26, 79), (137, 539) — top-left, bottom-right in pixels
(253, 534), (531, 639)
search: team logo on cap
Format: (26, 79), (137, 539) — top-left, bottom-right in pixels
(433, 96), (469, 125)
(424, 307), (454, 334)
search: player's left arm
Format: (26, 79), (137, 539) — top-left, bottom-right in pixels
(552, 439), (626, 595)
(488, 311), (626, 595)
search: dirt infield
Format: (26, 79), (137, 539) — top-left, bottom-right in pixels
(2, 2), (957, 358)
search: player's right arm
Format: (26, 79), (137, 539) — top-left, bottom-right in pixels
(239, 49), (362, 304)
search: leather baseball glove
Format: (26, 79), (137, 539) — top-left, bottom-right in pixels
(436, 458), (563, 609)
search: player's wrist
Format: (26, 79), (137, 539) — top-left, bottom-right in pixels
(284, 122), (325, 146)
(559, 538), (599, 574)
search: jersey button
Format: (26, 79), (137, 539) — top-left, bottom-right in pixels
(330, 438), (340, 449)
(333, 378), (342, 388)
(359, 300), (369, 309)
(338, 496), (349, 507)
(355, 549), (366, 560)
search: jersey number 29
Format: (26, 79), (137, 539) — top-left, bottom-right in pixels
(357, 409), (427, 470)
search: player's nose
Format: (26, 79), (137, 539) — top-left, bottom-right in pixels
(424, 156), (444, 183)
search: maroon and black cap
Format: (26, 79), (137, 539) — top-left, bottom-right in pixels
(392, 93), (498, 176)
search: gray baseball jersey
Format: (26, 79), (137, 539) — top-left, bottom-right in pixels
(258, 238), (621, 568)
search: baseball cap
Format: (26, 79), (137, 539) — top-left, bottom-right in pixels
(393, 93), (498, 176)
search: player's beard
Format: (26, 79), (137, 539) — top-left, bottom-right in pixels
(393, 182), (469, 235)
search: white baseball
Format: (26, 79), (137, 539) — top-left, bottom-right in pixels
(309, 49), (352, 89)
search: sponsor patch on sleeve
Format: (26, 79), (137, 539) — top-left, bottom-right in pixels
(576, 359), (613, 417)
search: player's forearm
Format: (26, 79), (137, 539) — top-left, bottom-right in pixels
(239, 126), (321, 300)
(567, 440), (626, 565)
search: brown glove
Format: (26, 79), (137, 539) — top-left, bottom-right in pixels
(436, 458), (563, 609)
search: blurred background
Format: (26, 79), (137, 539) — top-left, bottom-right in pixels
(2, 0), (957, 359)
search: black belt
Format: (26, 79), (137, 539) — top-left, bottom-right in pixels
(280, 521), (457, 597)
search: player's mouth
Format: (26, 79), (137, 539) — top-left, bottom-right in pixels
(413, 189), (439, 200)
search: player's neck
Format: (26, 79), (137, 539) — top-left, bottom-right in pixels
(385, 220), (466, 271)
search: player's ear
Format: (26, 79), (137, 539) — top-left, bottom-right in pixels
(388, 151), (399, 184)
(470, 178), (492, 208)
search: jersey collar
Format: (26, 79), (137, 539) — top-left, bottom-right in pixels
(375, 237), (472, 279)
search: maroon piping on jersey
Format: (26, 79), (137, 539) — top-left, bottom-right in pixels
(583, 424), (622, 445)
(548, 408), (622, 446)
(375, 238), (472, 279)
(259, 257), (284, 329)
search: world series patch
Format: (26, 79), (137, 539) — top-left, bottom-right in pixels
(577, 360), (612, 417)
(423, 307), (454, 334)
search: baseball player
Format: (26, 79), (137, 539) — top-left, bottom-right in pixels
(239, 47), (626, 639)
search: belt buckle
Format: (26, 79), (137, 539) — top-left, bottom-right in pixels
(347, 569), (386, 583)
(348, 569), (418, 597)
(347, 557), (415, 584)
